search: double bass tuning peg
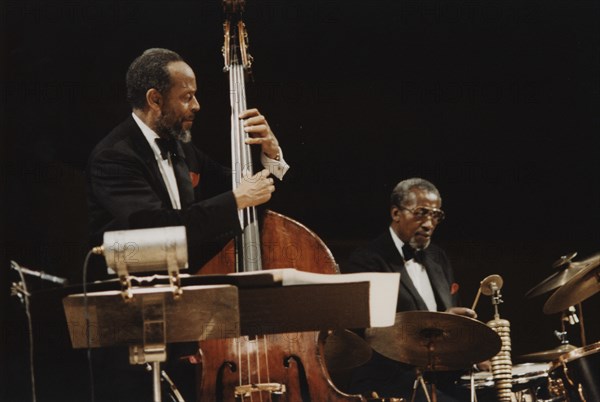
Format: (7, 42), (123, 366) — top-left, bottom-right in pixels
(223, 0), (246, 14)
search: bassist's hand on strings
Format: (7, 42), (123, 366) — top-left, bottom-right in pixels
(233, 168), (275, 209)
(241, 108), (281, 160)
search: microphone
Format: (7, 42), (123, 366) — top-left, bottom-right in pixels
(10, 261), (68, 286)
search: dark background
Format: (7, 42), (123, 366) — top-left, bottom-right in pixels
(2, 0), (599, 399)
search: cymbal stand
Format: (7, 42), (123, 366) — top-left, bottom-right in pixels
(577, 303), (587, 346)
(410, 329), (444, 402)
(411, 368), (433, 402)
(466, 366), (479, 402)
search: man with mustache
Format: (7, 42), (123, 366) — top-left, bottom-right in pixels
(84, 48), (289, 400)
(87, 48), (289, 277)
(340, 178), (477, 401)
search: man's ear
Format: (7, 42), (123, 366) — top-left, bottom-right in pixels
(391, 205), (401, 222)
(146, 89), (162, 111)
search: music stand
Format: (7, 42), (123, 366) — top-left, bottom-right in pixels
(63, 269), (400, 401)
(63, 284), (240, 402)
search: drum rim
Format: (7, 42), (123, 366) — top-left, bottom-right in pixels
(510, 362), (551, 377)
(459, 361), (550, 388)
(549, 340), (600, 371)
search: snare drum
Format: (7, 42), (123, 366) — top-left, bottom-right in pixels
(460, 362), (551, 401)
(548, 341), (600, 401)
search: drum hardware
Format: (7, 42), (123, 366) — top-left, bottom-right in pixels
(564, 306), (579, 326)
(473, 274), (513, 402)
(547, 341), (600, 402)
(528, 304), (582, 361)
(471, 274), (503, 310)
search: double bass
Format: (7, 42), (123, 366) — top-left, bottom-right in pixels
(195, 2), (367, 401)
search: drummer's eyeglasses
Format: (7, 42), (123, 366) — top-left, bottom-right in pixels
(398, 206), (445, 223)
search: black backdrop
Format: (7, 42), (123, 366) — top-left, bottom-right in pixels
(2, 0), (599, 399)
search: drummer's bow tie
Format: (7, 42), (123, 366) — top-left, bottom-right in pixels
(402, 244), (425, 264)
(155, 137), (179, 160)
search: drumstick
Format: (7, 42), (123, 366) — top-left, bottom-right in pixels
(471, 288), (482, 311)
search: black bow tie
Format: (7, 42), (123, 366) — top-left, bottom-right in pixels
(155, 137), (179, 160)
(402, 243), (425, 264)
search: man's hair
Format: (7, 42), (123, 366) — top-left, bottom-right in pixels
(390, 177), (441, 207)
(126, 48), (184, 109)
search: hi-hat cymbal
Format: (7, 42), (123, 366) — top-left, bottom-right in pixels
(365, 311), (501, 370)
(517, 344), (577, 362)
(323, 329), (373, 371)
(525, 252), (582, 298)
(543, 253), (600, 314)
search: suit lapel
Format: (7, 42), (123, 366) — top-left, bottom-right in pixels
(423, 251), (452, 311)
(381, 233), (429, 311)
(127, 118), (174, 207)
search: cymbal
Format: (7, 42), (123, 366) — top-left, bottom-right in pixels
(543, 253), (600, 314)
(517, 344), (577, 362)
(525, 252), (582, 298)
(365, 311), (501, 370)
(323, 329), (373, 371)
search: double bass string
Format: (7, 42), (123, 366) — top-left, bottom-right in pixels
(230, 43), (262, 273)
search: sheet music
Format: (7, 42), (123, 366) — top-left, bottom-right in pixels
(232, 268), (400, 328)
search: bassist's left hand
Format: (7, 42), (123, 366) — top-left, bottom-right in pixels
(241, 108), (281, 159)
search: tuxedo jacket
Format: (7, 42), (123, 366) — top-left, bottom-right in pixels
(86, 116), (242, 275)
(341, 230), (459, 312)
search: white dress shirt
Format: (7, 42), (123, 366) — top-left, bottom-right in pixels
(133, 113), (182, 209)
(389, 226), (438, 311)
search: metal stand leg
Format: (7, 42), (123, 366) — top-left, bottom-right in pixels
(152, 362), (162, 402)
(161, 370), (185, 402)
(410, 369), (433, 402)
(469, 370), (478, 402)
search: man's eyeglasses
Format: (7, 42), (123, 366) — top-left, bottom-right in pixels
(398, 206), (445, 223)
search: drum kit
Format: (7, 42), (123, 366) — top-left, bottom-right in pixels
(325, 252), (600, 402)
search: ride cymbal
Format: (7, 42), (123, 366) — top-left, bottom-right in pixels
(543, 253), (600, 314)
(365, 311), (501, 370)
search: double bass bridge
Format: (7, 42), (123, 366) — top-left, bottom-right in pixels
(234, 382), (286, 398)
